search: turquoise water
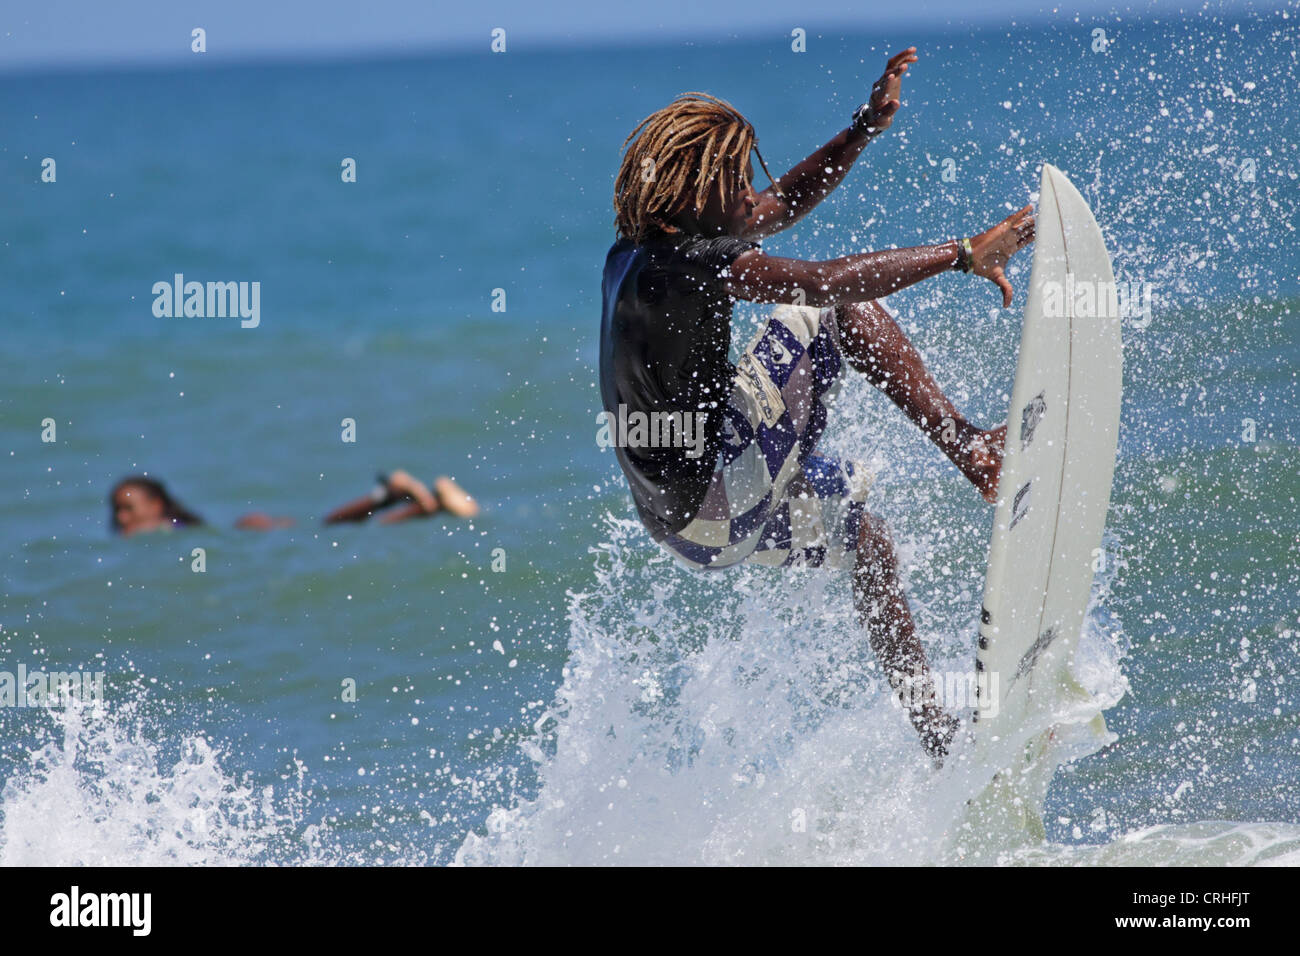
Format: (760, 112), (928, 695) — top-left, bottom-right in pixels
(2, 8), (1298, 864)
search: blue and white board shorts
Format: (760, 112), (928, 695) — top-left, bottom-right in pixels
(657, 304), (874, 571)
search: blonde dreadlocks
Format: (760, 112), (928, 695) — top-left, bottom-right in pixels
(613, 92), (780, 242)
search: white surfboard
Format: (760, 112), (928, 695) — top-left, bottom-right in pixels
(965, 164), (1123, 830)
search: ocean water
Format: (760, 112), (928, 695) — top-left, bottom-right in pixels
(2, 7), (1299, 865)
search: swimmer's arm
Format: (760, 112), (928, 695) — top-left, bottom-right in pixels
(323, 469), (438, 524)
(725, 243), (961, 306)
(378, 500), (440, 524)
(234, 512), (293, 530)
(326, 497), (440, 525)
(323, 495), (387, 524)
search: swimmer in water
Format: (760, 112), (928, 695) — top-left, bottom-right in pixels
(110, 476), (204, 535)
(110, 475), (291, 535)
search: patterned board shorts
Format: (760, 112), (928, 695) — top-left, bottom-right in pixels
(656, 303), (874, 571)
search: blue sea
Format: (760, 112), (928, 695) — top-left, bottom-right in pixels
(2, 6), (1298, 864)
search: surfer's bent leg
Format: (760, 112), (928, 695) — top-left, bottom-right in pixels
(654, 304), (958, 761)
(853, 511), (959, 761)
(835, 300), (1004, 503)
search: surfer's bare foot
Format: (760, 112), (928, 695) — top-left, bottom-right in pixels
(913, 704), (959, 766)
(932, 418), (1004, 503)
(433, 476), (480, 518)
(965, 424), (1005, 504)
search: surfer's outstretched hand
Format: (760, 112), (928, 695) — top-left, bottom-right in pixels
(855, 47), (918, 133)
(969, 205), (1035, 307)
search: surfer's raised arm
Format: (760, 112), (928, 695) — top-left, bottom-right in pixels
(743, 48), (918, 241)
(726, 205), (1036, 307)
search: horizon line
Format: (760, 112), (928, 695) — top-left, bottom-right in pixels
(0, 4), (1275, 79)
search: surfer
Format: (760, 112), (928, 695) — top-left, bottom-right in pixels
(600, 47), (1035, 761)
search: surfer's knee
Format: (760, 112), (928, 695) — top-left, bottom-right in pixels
(835, 300), (887, 326)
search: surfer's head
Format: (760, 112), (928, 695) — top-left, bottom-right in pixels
(614, 92), (778, 242)
(110, 475), (202, 535)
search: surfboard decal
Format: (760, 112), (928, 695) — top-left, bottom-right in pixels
(1019, 392), (1047, 449)
(1009, 481), (1032, 529)
(1011, 625), (1059, 687)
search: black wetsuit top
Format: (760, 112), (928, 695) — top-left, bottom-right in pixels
(599, 233), (759, 538)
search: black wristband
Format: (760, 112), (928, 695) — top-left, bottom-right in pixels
(851, 102), (883, 137)
(954, 238), (974, 273)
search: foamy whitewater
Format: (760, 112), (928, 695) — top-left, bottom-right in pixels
(452, 517), (1300, 865)
(0, 699), (337, 866)
(452, 337), (1300, 865)
(4, 530), (1297, 867)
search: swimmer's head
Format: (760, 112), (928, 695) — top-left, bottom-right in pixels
(614, 92), (779, 242)
(110, 476), (202, 535)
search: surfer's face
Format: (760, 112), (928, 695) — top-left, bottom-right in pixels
(697, 156), (757, 236)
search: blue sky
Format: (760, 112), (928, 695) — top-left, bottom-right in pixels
(0, 0), (1262, 71)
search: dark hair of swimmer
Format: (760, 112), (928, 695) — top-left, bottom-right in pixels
(110, 475), (203, 535)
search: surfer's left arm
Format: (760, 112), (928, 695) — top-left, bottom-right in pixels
(743, 47), (917, 241)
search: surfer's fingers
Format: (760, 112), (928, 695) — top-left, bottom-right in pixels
(887, 47), (918, 70)
(878, 55), (916, 89)
(993, 268), (1013, 307)
(1010, 208), (1035, 247)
